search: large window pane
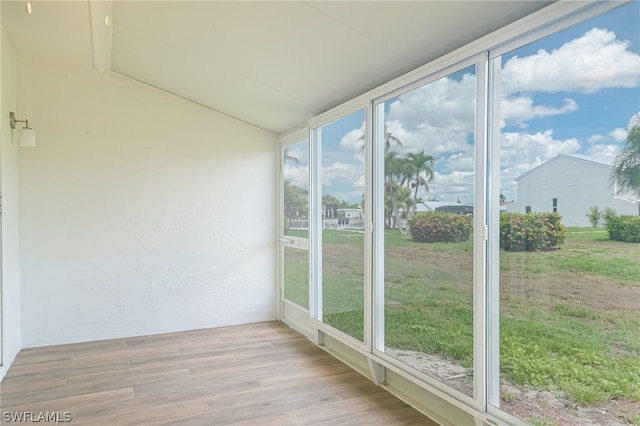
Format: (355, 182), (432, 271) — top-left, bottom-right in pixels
(283, 246), (309, 309)
(282, 139), (309, 308)
(495, 3), (640, 424)
(318, 110), (366, 342)
(379, 66), (476, 397)
(283, 140), (309, 238)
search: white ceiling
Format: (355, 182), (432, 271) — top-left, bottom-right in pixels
(2, 1), (553, 134)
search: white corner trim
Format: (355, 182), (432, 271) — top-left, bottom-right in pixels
(88, 0), (114, 73)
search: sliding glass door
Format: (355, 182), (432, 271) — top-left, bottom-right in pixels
(279, 131), (310, 332)
(312, 109), (367, 343)
(489, 3), (640, 424)
(374, 64), (478, 399)
(297, 2), (638, 424)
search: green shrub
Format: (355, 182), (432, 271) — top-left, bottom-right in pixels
(500, 212), (565, 252)
(409, 212), (472, 243)
(603, 207), (617, 224)
(606, 215), (640, 243)
(586, 205), (602, 228)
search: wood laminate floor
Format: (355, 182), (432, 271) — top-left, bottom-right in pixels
(0, 321), (439, 425)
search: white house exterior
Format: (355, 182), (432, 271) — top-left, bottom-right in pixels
(507, 154), (639, 227)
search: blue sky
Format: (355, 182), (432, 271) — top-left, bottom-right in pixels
(286, 1), (639, 206)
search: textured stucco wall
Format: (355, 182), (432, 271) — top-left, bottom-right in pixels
(1, 25), (22, 379)
(17, 58), (277, 347)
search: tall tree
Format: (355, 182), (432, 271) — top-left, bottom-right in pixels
(357, 124), (403, 153)
(283, 180), (308, 221)
(283, 147), (300, 166)
(385, 152), (410, 234)
(611, 119), (640, 199)
(322, 195), (344, 218)
(405, 150), (435, 217)
(382, 126), (403, 153)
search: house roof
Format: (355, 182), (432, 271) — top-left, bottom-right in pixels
(2, 1), (553, 135)
(417, 201), (461, 211)
(515, 153), (615, 181)
(566, 154), (616, 166)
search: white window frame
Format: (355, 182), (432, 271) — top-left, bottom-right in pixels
(309, 103), (372, 353)
(280, 1), (634, 424)
(278, 127), (314, 339)
(370, 54), (488, 411)
(486, 2), (632, 424)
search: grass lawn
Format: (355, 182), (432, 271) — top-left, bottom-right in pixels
(284, 226), (640, 413)
(498, 227), (640, 407)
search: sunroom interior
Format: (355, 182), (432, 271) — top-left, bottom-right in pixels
(1, 1), (639, 426)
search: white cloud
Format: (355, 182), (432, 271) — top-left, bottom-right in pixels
(502, 129), (581, 163)
(353, 174), (365, 190)
(283, 163), (308, 189)
(584, 112), (640, 156)
(587, 144), (618, 157)
(502, 28), (640, 95)
(587, 133), (607, 145)
(385, 72), (476, 154)
(586, 132), (619, 156)
(609, 127), (627, 143)
(339, 125), (365, 152)
(284, 145), (307, 164)
(369, 28), (640, 204)
(331, 190), (364, 205)
(322, 160), (363, 190)
(427, 170), (475, 203)
(501, 96), (578, 127)
(499, 28), (639, 128)
(377, 73), (500, 202)
(443, 153), (474, 173)
(532, 98), (578, 117)
(339, 124), (366, 165)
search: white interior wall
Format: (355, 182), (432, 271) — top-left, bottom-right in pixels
(1, 26), (22, 379)
(17, 57), (278, 347)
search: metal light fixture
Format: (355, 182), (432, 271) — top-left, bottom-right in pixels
(104, 0), (111, 27)
(9, 111), (37, 147)
(26, 0), (32, 14)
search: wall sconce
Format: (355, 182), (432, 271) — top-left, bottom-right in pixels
(9, 111), (37, 147)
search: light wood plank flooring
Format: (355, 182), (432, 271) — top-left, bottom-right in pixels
(1, 321), (439, 425)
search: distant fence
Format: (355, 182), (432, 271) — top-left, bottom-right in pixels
(324, 220), (338, 230)
(323, 219), (364, 230)
(344, 219), (365, 229)
(289, 219), (309, 230)
(289, 219), (365, 230)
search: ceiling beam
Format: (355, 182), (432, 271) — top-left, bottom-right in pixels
(88, 0), (113, 73)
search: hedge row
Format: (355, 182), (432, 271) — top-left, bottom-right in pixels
(409, 212), (472, 243)
(606, 215), (640, 243)
(500, 212), (565, 252)
(409, 211), (568, 251)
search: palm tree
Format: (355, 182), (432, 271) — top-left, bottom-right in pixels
(357, 124), (403, 153)
(385, 152), (410, 233)
(611, 119), (640, 199)
(283, 147), (300, 165)
(405, 150), (435, 217)
(322, 194), (343, 218)
(283, 180), (308, 230)
(395, 185), (413, 232)
(382, 126), (403, 153)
